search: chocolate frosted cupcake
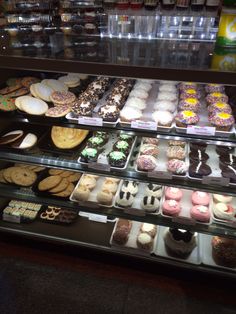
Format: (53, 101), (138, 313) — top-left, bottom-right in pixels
(108, 151), (126, 168)
(113, 140), (130, 155)
(80, 147), (98, 163)
(189, 161), (212, 178)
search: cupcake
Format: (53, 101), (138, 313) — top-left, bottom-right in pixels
(152, 110), (173, 127)
(129, 89), (149, 100)
(159, 84), (177, 93)
(175, 110), (199, 128)
(165, 187), (183, 201)
(121, 181), (139, 195)
(116, 191), (134, 207)
(108, 151), (126, 168)
(120, 107), (142, 122)
(178, 98), (201, 112)
(140, 144), (159, 158)
(140, 223), (157, 238)
(205, 84), (225, 94)
(145, 184), (162, 198)
(167, 159), (188, 175)
(80, 147), (98, 163)
(191, 191), (210, 206)
(137, 233), (154, 251)
(136, 155), (157, 171)
(125, 97), (146, 110)
(190, 205), (210, 223)
(113, 140), (130, 155)
(118, 133), (133, 144)
(180, 89), (201, 100)
(87, 136), (105, 148)
(208, 102), (232, 115)
(179, 82), (198, 92)
(206, 93), (229, 106)
(157, 92), (178, 104)
(134, 82), (152, 92)
(154, 100), (176, 113)
(209, 112), (235, 131)
(212, 236), (236, 268)
(141, 196), (160, 213)
(162, 200), (181, 216)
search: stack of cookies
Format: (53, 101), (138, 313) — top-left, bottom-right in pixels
(37, 169), (81, 198)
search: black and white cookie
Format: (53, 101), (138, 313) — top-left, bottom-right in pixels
(189, 161), (212, 178)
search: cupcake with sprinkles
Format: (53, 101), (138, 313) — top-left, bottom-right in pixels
(180, 89), (201, 100)
(209, 112), (235, 131)
(178, 98), (201, 113)
(175, 110), (200, 128)
(179, 82), (198, 92)
(206, 92), (229, 106)
(208, 102), (232, 115)
(205, 84), (225, 94)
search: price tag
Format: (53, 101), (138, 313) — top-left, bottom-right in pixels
(118, 15), (131, 25)
(124, 208), (146, 216)
(3, 214), (21, 223)
(148, 171), (173, 180)
(131, 120), (157, 131)
(88, 162), (110, 172)
(88, 213), (107, 223)
(202, 176), (230, 186)
(187, 125), (215, 136)
(78, 116), (103, 127)
(172, 216), (196, 225)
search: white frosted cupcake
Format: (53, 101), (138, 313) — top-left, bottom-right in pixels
(159, 84), (177, 93)
(125, 97), (146, 110)
(157, 92), (178, 104)
(130, 89), (149, 99)
(120, 106), (143, 122)
(159, 80), (179, 86)
(154, 100), (176, 113)
(134, 82), (152, 92)
(152, 110), (173, 127)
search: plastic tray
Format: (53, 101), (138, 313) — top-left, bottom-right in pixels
(110, 220), (158, 256)
(38, 206), (78, 225)
(211, 196), (236, 227)
(160, 187), (213, 226)
(70, 174), (121, 208)
(154, 226), (201, 265)
(135, 138), (189, 179)
(200, 234), (236, 272)
(78, 133), (137, 171)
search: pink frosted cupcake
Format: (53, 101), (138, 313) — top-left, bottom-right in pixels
(209, 112), (235, 131)
(206, 92), (228, 106)
(162, 199), (181, 216)
(208, 102), (232, 115)
(178, 98), (201, 113)
(205, 84), (225, 94)
(165, 187), (183, 201)
(191, 191), (210, 206)
(175, 110), (200, 127)
(190, 205), (210, 223)
(180, 89), (201, 100)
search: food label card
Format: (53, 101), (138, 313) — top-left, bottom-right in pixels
(187, 125), (215, 136)
(78, 116), (103, 127)
(131, 120), (157, 131)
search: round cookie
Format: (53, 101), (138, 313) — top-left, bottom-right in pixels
(15, 95), (32, 111)
(21, 77), (40, 88)
(42, 79), (68, 92)
(0, 169), (7, 183)
(3, 167), (18, 183)
(38, 175), (62, 191)
(6, 87), (29, 98)
(59, 171), (74, 178)
(0, 96), (16, 112)
(45, 105), (71, 118)
(11, 167), (37, 186)
(67, 172), (81, 183)
(0, 84), (21, 95)
(49, 178), (70, 193)
(50, 91), (76, 105)
(21, 97), (48, 115)
(49, 169), (65, 176)
(6, 77), (22, 87)
(30, 83), (54, 102)
(52, 182), (74, 198)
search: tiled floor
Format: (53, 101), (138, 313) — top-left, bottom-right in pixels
(0, 251), (235, 314)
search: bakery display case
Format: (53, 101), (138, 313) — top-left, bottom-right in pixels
(0, 1), (236, 280)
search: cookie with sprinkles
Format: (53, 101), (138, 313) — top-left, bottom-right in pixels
(0, 84), (21, 95)
(21, 76), (40, 88)
(6, 87), (29, 98)
(0, 97), (16, 111)
(6, 77), (22, 87)
(50, 91), (76, 105)
(45, 105), (71, 118)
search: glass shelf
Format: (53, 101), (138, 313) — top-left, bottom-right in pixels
(0, 183), (236, 240)
(0, 32), (236, 84)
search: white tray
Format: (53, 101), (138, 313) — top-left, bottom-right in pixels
(70, 174), (121, 208)
(160, 187), (213, 226)
(154, 226), (201, 265)
(110, 220), (158, 256)
(114, 180), (163, 216)
(120, 82), (176, 132)
(200, 234), (236, 272)
(135, 138), (189, 179)
(77, 133), (137, 171)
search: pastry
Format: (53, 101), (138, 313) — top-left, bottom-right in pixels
(209, 112), (234, 131)
(140, 223), (157, 238)
(97, 189), (113, 205)
(87, 136), (105, 148)
(80, 175), (97, 190)
(51, 127), (89, 149)
(0, 130), (24, 145)
(167, 159), (188, 175)
(208, 102), (232, 115)
(38, 175), (62, 191)
(216, 145), (234, 156)
(11, 133), (37, 150)
(157, 92), (177, 103)
(134, 82), (152, 92)
(45, 105), (71, 118)
(221, 165), (236, 183)
(21, 76), (40, 88)
(141, 196), (160, 213)
(152, 110), (173, 127)
(164, 228), (197, 258)
(140, 144), (159, 158)
(206, 92), (228, 105)
(42, 79), (68, 92)
(191, 191), (210, 206)
(108, 151), (126, 168)
(0, 96), (16, 112)
(175, 110), (199, 127)
(162, 199), (181, 216)
(125, 97), (146, 110)
(0, 84), (21, 95)
(189, 150), (209, 162)
(159, 84), (177, 93)
(145, 184), (162, 198)
(168, 140), (186, 148)
(165, 187), (183, 201)
(20, 96), (48, 115)
(73, 186), (90, 202)
(136, 155), (157, 171)
(180, 88), (201, 100)
(213, 202), (235, 220)
(11, 167), (37, 187)
(154, 100), (176, 113)
(49, 178), (69, 193)
(189, 142), (207, 152)
(113, 140), (130, 155)
(120, 107), (142, 122)
(167, 146), (185, 160)
(118, 134), (133, 144)
(178, 98), (201, 112)
(113, 219), (131, 245)
(205, 84), (225, 94)
(99, 105), (120, 122)
(179, 82), (198, 91)
(116, 191), (134, 207)
(137, 233), (154, 251)
(102, 180), (118, 194)
(129, 89), (149, 99)
(143, 137), (159, 145)
(121, 181), (139, 195)
(190, 205), (210, 223)
(189, 161), (212, 178)
(212, 236), (236, 268)
(30, 83), (54, 102)
(72, 100), (93, 117)
(213, 194), (233, 204)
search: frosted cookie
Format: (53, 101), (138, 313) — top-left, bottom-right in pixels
(45, 105), (71, 118)
(30, 83), (54, 102)
(11, 133), (37, 149)
(20, 96), (48, 115)
(50, 91), (76, 105)
(42, 79), (68, 92)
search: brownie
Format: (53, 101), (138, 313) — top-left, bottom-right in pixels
(189, 161), (212, 178)
(189, 150), (209, 162)
(216, 145), (234, 156)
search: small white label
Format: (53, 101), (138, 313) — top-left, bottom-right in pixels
(88, 213), (107, 223)
(187, 125), (215, 136)
(148, 171), (173, 180)
(78, 116), (103, 127)
(88, 162), (110, 172)
(202, 176), (230, 186)
(124, 208), (146, 216)
(131, 120), (157, 131)
(172, 216), (196, 225)
(3, 214), (21, 223)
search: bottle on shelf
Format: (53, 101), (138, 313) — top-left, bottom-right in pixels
(116, 0), (130, 9)
(205, 0), (220, 11)
(144, 0), (159, 10)
(176, 0), (190, 10)
(103, 0), (117, 9)
(130, 0), (144, 9)
(191, 0), (205, 11)
(161, 0), (176, 10)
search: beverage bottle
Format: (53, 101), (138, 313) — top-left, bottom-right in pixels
(116, 0), (130, 9)
(130, 0), (144, 9)
(206, 0), (220, 11)
(103, 0), (117, 9)
(191, 0), (205, 11)
(161, 0), (176, 10)
(176, 0), (190, 10)
(144, 0), (159, 10)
